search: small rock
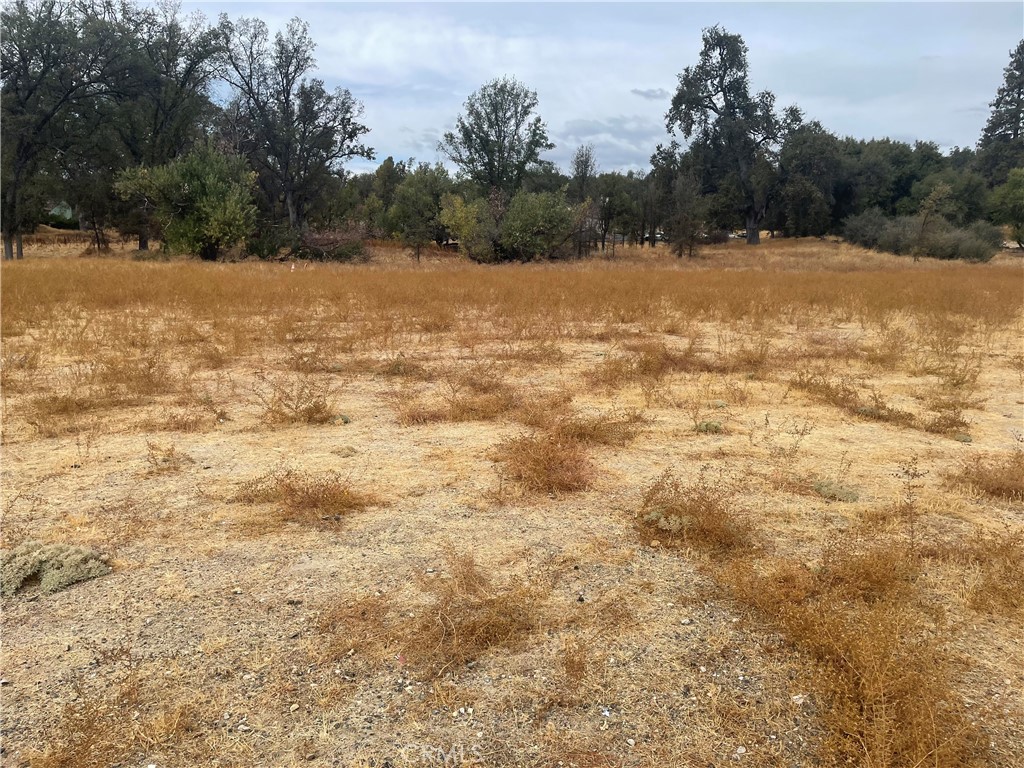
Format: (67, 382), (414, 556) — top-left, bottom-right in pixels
(290, 703), (300, 712)
(681, 618), (692, 625)
(626, 738), (636, 747)
(237, 724), (251, 732)
(650, 540), (661, 548)
(232, 588), (242, 595)
(736, 745), (747, 755)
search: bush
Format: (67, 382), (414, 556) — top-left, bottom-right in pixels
(843, 208), (888, 249)
(291, 230), (367, 262)
(1, 541), (110, 597)
(844, 209), (999, 262)
(876, 215), (918, 255)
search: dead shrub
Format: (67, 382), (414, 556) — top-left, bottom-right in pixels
(234, 469), (380, 529)
(403, 550), (550, 677)
(251, 371), (336, 425)
(316, 550), (553, 678)
(792, 371), (916, 427)
(494, 433), (593, 494)
(637, 470), (750, 552)
(549, 409), (647, 447)
(928, 529), (1024, 615)
(513, 389), (574, 429)
(723, 547), (982, 768)
(441, 363), (521, 421)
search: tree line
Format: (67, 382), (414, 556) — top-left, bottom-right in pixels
(2, 1), (1022, 262)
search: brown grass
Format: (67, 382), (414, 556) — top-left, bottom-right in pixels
(946, 449), (1024, 500)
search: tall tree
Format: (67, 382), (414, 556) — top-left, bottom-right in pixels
(115, 2), (221, 248)
(977, 40), (1024, 186)
(438, 76), (554, 198)
(217, 14), (373, 230)
(1, 0), (140, 259)
(665, 26), (798, 244)
(568, 143), (597, 204)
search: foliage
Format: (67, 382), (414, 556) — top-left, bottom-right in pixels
(439, 194), (497, 262)
(990, 168), (1024, 247)
(844, 209), (1000, 262)
(115, 145), (257, 260)
(217, 15), (373, 230)
(439, 77), (554, 197)
(666, 26), (800, 244)
(498, 190), (582, 261)
(390, 162), (452, 260)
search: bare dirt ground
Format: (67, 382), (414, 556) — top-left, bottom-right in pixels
(1, 240), (1022, 768)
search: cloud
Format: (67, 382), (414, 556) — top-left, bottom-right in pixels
(631, 88), (670, 101)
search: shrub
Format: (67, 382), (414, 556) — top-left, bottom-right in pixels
(946, 450), (1024, 500)
(234, 469), (380, 529)
(494, 433), (593, 494)
(637, 470), (749, 552)
(843, 207), (888, 249)
(1, 541), (110, 597)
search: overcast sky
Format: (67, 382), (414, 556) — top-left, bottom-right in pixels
(187, 2), (1023, 174)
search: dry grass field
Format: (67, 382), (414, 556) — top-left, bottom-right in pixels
(2, 239), (1023, 768)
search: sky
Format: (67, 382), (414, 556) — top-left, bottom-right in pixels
(186, 1), (1023, 175)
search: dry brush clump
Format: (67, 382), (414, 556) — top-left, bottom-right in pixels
(791, 370), (918, 429)
(317, 550), (556, 679)
(945, 449), (1024, 501)
(250, 370), (338, 425)
(636, 470), (751, 553)
(722, 538), (983, 768)
(493, 432), (594, 495)
(233, 469), (381, 529)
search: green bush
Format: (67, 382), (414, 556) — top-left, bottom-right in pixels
(1, 541), (110, 597)
(844, 209), (999, 262)
(116, 145), (257, 261)
(843, 208), (888, 249)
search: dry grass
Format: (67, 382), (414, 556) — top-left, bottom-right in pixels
(317, 549), (556, 679)
(2, 240), (1022, 768)
(946, 449), (1024, 500)
(724, 537), (983, 768)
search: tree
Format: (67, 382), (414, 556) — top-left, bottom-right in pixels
(115, 144), (257, 260)
(114, 2), (222, 249)
(498, 190), (582, 262)
(664, 173), (707, 258)
(218, 15), (373, 230)
(990, 168), (1024, 247)
(1, 0), (140, 259)
(439, 193), (496, 263)
(438, 76), (554, 198)
(391, 162), (451, 261)
(594, 172), (630, 251)
(568, 144), (597, 204)
(666, 26), (798, 244)
(977, 40), (1024, 186)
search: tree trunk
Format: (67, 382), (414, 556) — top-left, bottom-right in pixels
(3, 233), (13, 261)
(15, 233), (23, 259)
(285, 190), (300, 230)
(745, 213), (761, 245)
(138, 232), (149, 251)
(649, 222), (657, 248)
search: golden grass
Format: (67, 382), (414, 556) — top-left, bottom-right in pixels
(2, 240), (1022, 768)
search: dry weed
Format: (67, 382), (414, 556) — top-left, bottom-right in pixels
(637, 470), (750, 552)
(493, 432), (594, 494)
(234, 469), (380, 529)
